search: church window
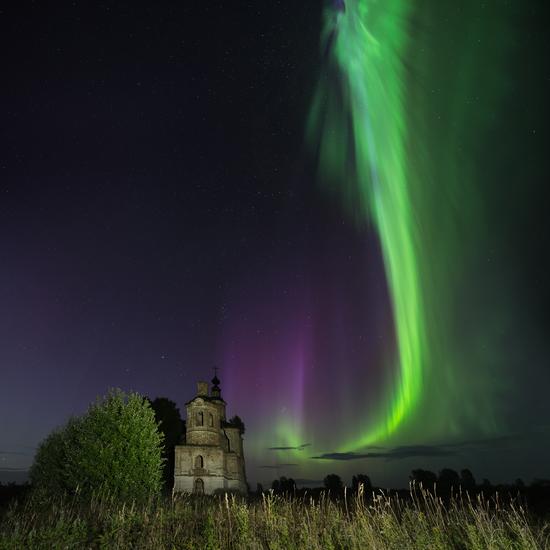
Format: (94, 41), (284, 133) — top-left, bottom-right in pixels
(209, 413), (214, 427)
(197, 412), (203, 426)
(195, 455), (204, 468)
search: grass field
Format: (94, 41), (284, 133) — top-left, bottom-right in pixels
(1, 486), (548, 549)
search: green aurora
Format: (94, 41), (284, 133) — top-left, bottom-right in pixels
(307, 0), (511, 450)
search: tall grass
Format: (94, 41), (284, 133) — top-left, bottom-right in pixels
(1, 486), (548, 549)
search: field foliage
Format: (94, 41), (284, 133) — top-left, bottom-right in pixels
(1, 486), (548, 549)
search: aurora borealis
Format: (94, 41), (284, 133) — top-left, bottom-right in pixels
(220, 0), (550, 483)
(304, 0), (514, 448)
(1, 1), (549, 488)
(308, 0), (424, 446)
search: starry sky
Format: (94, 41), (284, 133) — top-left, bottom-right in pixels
(1, 1), (549, 488)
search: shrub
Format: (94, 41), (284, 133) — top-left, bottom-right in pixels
(30, 389), (164, 501)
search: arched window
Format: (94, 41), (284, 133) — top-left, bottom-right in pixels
(195, 455), (204, 469)
(209, 413), (214, 427)
(196, 411), (203, 426)
(194, 478), (204, 495)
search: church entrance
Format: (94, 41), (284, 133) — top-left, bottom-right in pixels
(194, 478), (204, 495)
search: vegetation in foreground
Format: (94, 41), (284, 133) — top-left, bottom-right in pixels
(30, 389), (164, 502)
(6, 389), (548, 548)
(1, 486), (549, 549)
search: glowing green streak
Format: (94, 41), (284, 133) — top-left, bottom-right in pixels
(308, 1), (424, 446)
(308, 0), (512, 450)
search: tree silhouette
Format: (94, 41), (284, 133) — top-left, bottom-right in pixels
(438, 468), (460, 494)
(531, 479), (550, 488)
(410, 469), (437, 491)
(227, 415), (245, 435)
(271, 476), (295, 494)
(460, 469), (476, 493)
(149, 397), (184, 490)
(482, 478), (492, 489)
(324, 474), (343, 494)
(351, 474), (372, 494)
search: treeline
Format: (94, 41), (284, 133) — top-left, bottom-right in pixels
(264, 470), (550, 515)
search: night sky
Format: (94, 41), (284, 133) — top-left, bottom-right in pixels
(1, 1), (549, 488)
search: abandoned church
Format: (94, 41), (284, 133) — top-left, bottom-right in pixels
(173, 375), (248, 494)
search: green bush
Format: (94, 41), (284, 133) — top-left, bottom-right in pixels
(30, 389), (164, 501)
